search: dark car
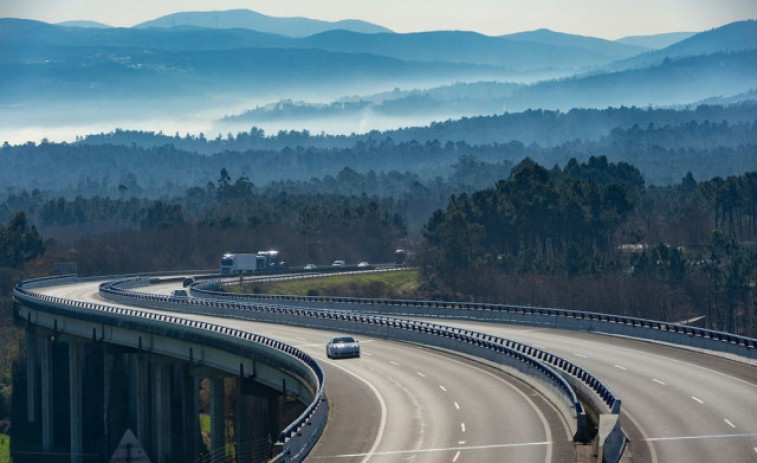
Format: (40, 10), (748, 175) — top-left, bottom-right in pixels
(326, 335), (360, 359)
(182, 277), (195, 287)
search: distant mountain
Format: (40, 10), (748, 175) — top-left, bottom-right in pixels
(506, 49), (757, 111)
(57, 20), (112, 29)
(135, 9), (392, 37)
(505, 28), (646, 59)
(611, 20), (757, 70)
(295, 29), (644, 71)
(615, 32), (695, 50)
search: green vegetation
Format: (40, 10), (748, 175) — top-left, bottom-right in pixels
(0, 433), (9, 463)
(421, 158), (757, 336)
(249, 269), (420, 298)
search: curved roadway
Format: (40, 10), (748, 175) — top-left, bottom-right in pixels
(34, 280), (576, 463)
(425, 320), (757, 463)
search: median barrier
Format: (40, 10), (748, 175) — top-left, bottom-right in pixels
(101, 278), (600, 442)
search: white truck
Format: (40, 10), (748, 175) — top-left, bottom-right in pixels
(220, 251), (279, 275)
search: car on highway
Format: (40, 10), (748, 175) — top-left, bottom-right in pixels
(304, 264), (318, 270)
(357, 261), (373, 268)
(171, 289), (189, 298)
(332, 260), (346, 267)
(182, 277), (195, 287)
(326, 335), (360, 359)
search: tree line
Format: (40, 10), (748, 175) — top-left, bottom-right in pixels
(419, 158), (757, 336)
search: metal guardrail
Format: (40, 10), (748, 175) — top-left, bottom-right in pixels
(191, 285), (621, 417)
(99, 279), (599, 441)
(215, 292), (757, 358)
(13, 275), (327, 463)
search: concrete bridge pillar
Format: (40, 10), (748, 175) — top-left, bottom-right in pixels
(40, 331), (54, 452)
(210, 376), (226, 463)
(153, 360), (172, 463)
(25, 325), (39, 423)
(235, 376), (251, 462)
(69, 342), (84, 463)
(181, 365), (201, 461)
(132, 353), (151, 455)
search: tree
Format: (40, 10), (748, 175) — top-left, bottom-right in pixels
(0, 212), (45, 268)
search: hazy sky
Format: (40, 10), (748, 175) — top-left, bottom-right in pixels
(1, 0), (756, 39)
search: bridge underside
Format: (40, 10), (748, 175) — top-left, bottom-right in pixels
(14, 322), (299, 463)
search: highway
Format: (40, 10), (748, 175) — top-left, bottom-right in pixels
(36, 280), (576, 463)
(427, 320), (757, 463)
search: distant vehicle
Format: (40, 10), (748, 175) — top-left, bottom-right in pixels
(304, 264), (318, 270)
(332, 260), (346, 267)
(357, 261), (372, 268)
(171, 289), (189, 298)
(220, 250), (280, 275)
(326, 335), (360, 359)
(182, 277), (195, 287)
(394, 249), (408, 265)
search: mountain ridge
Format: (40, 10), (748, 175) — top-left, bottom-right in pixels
(134, 9), (392, 37)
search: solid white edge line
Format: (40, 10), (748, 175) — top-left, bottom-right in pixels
(324, 359), (388, 463)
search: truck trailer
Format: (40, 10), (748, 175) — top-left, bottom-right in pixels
(220, 251), (280, 275)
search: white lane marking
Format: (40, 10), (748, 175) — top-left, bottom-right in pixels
(724, 419), (736, 428)
(454, 402), (460, 410)
(614, 365), (627, 371)
(323, 360), (387, 463)
(363, 352), (373, 357)
(420, 348), (554, 463)
(652, 378), (666, 386)
(390, 361), (400, 366)
(439, 385), (447, 392)
(452, 450), (460, 462)
(691, 396), (704, 404)
(417, 372), (426, 378)
(322, 441), (552, 458)
(753, 447), (757, 455)
(461, 422), (466, 432)
(458, 441), (466, 445)
(574, 353), (588, 358)
(645, 432), (757, 442)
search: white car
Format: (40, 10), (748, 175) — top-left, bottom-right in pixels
(332, 260), (346, 267)
(304, 264), (318, 270)
(326, 335), (360, 359)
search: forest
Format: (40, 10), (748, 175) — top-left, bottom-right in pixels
(1, 154), (757, 428)
(3, 104), (756, 201)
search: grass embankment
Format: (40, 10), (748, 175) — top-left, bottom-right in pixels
(247, 269), (420, 298)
